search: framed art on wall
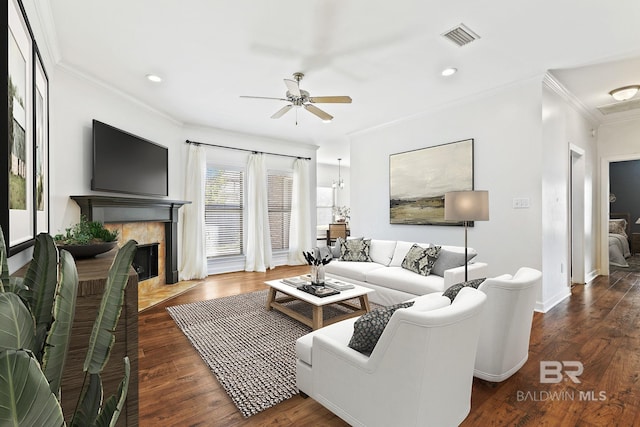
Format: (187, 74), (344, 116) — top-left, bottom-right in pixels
(34, 49), (49, 234)
(389, 139), (474, 225)
(2, 0), (48, 255)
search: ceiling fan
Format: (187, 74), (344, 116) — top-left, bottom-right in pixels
(240, 72), (352, 123)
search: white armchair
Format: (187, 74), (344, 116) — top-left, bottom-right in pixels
(474, 267), (542, 382)
(295, 288), (487, 427)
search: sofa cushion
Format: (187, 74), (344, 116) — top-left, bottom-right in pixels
(431, 247), (478, 277)
(442, 278), (486, 301)
(401, 244), (441, 276)
(389, 241), (431, 267)
(369, 240), (397, 266)
(366, 266), (447, 294)
(340, 238), (372, 262)
(348, 301), (415, 355)
(325, 260), (385, 282)
(296, 317), (359, 365)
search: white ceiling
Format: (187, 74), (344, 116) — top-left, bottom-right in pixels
(39, 0), (640, 165)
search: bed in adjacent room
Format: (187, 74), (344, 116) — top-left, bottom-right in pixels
(609, 213), (631, 267)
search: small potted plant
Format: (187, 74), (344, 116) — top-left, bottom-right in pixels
(54, 216), (119, 258)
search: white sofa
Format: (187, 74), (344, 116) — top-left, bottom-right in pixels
(296, 287), (487, 427)
(322, 239), (488, 306)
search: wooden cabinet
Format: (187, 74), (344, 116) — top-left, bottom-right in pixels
(632, 233), (640, 255)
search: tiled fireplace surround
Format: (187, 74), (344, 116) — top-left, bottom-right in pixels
(70, 196), (189, 293)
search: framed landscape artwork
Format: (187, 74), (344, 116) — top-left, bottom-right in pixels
(389, 139), (474, 225)
(2, 0), (49, 255)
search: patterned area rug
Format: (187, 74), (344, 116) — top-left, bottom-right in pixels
(166, 289), (366, 417)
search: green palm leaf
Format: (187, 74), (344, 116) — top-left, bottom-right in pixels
(96, 357), (130, 427)
(23, 234), (58, 360)
(83, 240), (137, 374)
(42, 249), (79, 397)
(0, 349), (64, 426)
(0, 293), (35, 352)
(70, 372), (102, 427)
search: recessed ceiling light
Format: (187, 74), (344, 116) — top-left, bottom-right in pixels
(441, 67), (458, 77)
(609, 85), (639, 101)
(146, 74), (163, 83)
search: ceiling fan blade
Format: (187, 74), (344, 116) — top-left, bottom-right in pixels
(284, 79), (301, 97)
(240, 95), (288, 101)
(308, 96), (352, 104)
(271, 104), (293, 119)
(304, 104), (333, 121)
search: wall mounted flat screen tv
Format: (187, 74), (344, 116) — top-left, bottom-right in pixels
(92, 119), (169, 197)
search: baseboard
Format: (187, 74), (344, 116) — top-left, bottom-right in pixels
(585, 269), (599, 283)
(535, 288), (571, 313)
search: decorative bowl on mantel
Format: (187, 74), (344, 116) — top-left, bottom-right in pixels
(56, 241), (118, 259)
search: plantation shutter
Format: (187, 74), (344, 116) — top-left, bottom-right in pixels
(205, 167), (244, 257)
(268, 172), (293, 250)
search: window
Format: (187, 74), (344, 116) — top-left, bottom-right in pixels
(317, 187), (334, 225)
(268, 172), (293, 251)
(205, 167), (243, 257)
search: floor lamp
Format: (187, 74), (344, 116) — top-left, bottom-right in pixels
(444, 190), (489, 282)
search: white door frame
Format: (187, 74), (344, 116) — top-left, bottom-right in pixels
(570, 144), (585, 285)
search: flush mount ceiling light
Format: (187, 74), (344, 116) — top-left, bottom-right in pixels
(441, 67), (458, 77)
(609, 85), (639, 101)
(146, 74), (163, 83)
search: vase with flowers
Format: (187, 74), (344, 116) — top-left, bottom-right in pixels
(302, 250), (332, 285)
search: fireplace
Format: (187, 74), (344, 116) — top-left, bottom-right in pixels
(70, 196), (189, 284)
(133, 243), (159, 281)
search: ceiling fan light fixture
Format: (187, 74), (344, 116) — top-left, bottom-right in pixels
(609, 85), (640, 101)
(441, 67), (457, 77)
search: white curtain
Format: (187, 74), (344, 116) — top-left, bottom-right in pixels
(245, 153), (274, 272)
(288, 159), (312, 265)
(179, 143), (208, 280)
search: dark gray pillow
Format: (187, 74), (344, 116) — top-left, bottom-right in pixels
(431, 248), (478, 277)
(442, 278), (486, 301)
(401, 244), (441, 276)
(340, 238), (372, 262)
(348, 301), (415, 355)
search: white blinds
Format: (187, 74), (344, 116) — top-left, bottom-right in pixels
(268, 172), (293, 251)
(205, 167), (243, 257)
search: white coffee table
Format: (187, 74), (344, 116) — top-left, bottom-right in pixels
(264, 278), (373, 330)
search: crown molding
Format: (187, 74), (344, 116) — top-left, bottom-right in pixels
(32, 0), (62, 64)
(543, 72), (600, 126)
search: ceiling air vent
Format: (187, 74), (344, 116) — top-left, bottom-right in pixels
(442, 23), (480, 47)
(597, 99), (640, 115)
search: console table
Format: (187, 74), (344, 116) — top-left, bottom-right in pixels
(13, 250), (138, 426)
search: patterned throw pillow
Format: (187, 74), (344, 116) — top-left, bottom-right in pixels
(442, 278), (486, 301)
(340, 238), (372, 262)
(401, 244), (441, 276)
(609, 219), (627, 238)
(348, 301), (415, 355)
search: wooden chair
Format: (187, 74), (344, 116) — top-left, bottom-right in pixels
(327, 223), (348, 245)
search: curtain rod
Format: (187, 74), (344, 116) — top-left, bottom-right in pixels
(185, 140), (312, 160)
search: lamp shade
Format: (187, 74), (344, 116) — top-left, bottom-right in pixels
(636, 217), (640, 225)
(444, 191), (489, 221)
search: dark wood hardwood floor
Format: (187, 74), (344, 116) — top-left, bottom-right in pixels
(138, 265), (640, 426)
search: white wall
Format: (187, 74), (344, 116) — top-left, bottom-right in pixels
(317, 163), (350, 208)
(350, 78), (544, 287)
(541, 79), (598, 311)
